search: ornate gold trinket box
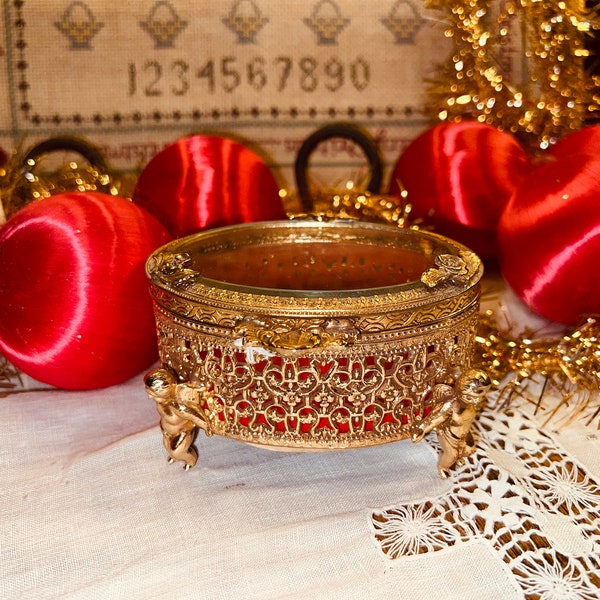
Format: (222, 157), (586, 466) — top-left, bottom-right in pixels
(144, 219), (489, 477)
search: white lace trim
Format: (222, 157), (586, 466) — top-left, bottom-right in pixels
(371, 407), (600, 599)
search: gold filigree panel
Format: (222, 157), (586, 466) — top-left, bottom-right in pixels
(153, 305), (479, 449)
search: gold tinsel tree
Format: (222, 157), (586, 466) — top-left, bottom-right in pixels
(427, 0), (600, 150)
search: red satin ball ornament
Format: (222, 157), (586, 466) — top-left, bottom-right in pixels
(548, 124), (600, 160)
(0, 192), (171, 389)
(388, 122), (531, 259)
(498, 154), (600, 325)
(133, 135), (286, 238)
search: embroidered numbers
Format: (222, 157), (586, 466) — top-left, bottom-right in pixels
(127, 55), (371, 97)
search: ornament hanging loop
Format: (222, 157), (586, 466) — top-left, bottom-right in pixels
(294, 122), (383, 212)
(22, 136), (109, 175)
(1, 135), (118, 220)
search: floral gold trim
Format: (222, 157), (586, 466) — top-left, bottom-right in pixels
(234, 316), (359, 350)
(421, 251), (480, 288)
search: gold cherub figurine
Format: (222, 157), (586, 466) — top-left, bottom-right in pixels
(145, 368), (207, 469)
(412, 369), (491, 478)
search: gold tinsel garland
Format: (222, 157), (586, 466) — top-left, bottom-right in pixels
(282, 184), (420, 229)
(427, 0), (600, 150)
(474, 309), (600, 427)
(423, 0), (600, 421)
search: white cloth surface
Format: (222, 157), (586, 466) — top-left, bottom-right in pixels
(3, 283), (600, 600)
(0, 374), (519, 600)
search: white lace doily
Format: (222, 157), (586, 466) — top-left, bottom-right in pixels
(372, 401), (600, 600)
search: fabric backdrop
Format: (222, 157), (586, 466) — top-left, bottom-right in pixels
(0, 1), (524, 187)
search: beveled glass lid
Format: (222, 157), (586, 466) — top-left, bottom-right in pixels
(146, 219), (483, 313)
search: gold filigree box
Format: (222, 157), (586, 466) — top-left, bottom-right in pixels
(144, 219), (490, 477)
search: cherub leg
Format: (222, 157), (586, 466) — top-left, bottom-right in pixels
(164, 428), (198, 469)
(435, 432), (460, 479)
(158, 406), (200, 469)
